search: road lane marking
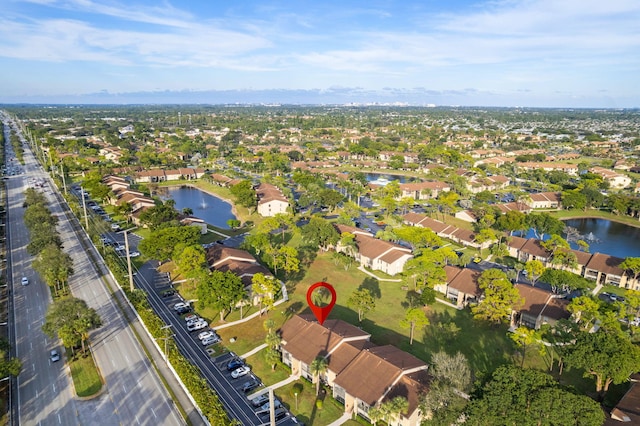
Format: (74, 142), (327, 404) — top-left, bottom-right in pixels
(151, 408), (157, 418)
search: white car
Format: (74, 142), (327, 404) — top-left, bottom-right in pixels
(184, 314), (198, 322)
(201, 336), (220, 346)
(128, 251), (140, 258)
(173, 302), (189, 311)
(187, 320), (208, 332)
(198, 330), (216, 340)
(21, 277), (28, 286)
(231, 366), (251, 379)
(111, 223), (121, 231)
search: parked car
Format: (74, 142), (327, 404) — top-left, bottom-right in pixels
(173, 302), (189, 311)
(50, 349), (60, 362)
(184, 314), (198, 322)
(231, 366), (251, 379)
(227, 358), (244, 371)
(111, 223), (121, 231)
(197, 330), (217, 341)
(161, 289), (176, 297)
(201, 336), (220, 346)
(128, 251), (140, 258)
(242, 379), (260, 393)
(176, 306), (191, 315)
(251, 394), (269, 407)
(187, 320), (208, 332)
(259, 399), (282, 412)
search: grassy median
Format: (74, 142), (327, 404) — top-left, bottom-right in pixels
(69, 353), (103, 397)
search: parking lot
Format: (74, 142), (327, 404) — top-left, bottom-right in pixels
(149, 274), (300, 425)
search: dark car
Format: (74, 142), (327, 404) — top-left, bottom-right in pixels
(242, 378), (260, 393)
(227, 358), (244, 371)
(162, 289), (176, 297)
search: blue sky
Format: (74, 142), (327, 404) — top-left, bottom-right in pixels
(1, 0), (639, 107)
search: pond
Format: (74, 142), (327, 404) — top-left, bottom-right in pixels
(162, 186), (236, 229)
(365, 173), (410, 185)
(562, 218), (640, 258)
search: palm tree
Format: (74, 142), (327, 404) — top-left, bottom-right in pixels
(309, 357), (328, 396)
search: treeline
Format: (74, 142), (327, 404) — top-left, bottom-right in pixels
(23, 188), (73, 296)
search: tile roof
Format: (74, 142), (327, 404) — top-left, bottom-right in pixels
(585, 253), (625, 276)
(280, 315), (371, 365)
(333, 345), (428, 406)
(447, 267), (482, 296)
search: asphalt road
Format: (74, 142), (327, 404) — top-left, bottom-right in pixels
(4, 126), (81, 426)
(135, 263), (300, 426)
(3, 115), (185, 426)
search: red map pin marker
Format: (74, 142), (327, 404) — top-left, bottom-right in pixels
(306, 282), (337, 326)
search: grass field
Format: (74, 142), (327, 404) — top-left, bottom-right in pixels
(69, 353), (103, 397)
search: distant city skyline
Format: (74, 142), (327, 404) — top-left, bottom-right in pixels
(1, 0), (639, 107)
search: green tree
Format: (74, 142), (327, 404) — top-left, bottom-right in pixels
(620, 257), (640, 283)
(465, 365), (604, 426)
(300, 216), (339, 250)
(138, 225), (201, 261)
(400, 308), (430, 345)
(251, 273), (280, 315)
(0, 337), (21, 379)
(32, 243), (74, 296)
(565, 330), (640, 395)
(309, 357), (328, 396)
(524, 260), (545, 287)
(270, 245), (300, 277)
(510, 326), (540, 367)
(230, 180), (257, 213)
(138, 200), (179, 229)
(347, 288), (376, 322)
(526, 213), (565, 240)
(42, 297), (102, 355)
(196, 270), (245, 322)
(472, 269), (523, 324)
(567, 295), (601, 331)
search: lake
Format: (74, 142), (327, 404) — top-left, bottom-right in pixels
(163, 186), (236, 229)
(365, 173), (410, 185)
(562, 218), (640, 258)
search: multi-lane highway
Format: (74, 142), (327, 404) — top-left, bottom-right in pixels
(2, 114), (185, 426)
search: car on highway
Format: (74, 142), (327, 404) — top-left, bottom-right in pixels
(227, 358), (244, 371)
(21, 277), (28, 286)
(50, 349), (60, 362)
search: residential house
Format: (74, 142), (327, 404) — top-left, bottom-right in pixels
(605, 374), (640, 425)
(205, 245), (273, 288)
(398, 181), (450, 200)
(279, 315), (431, 426)
(465, 175), (510, 194)
(435, 266), (482, 308)
(134, 169), (167, 183)
(512, 284), (570, 330)
(256, 183), (289, 217)
(527, 192), (562, 209)
(507, 237), (550, 263)
(589, 166), (632, 189)
(334, 224), (413, 276)
(583, 253), (632, 288)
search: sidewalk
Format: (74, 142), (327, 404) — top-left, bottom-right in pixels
(357, 266), (402, 282)
(240, 343), (267, 359)
(326, 412), (352, 426)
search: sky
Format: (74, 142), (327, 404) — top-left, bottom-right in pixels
(1, 0), (639, 107)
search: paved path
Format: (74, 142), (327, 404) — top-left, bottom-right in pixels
(240, 343), (267, 359)
(326, 412), (352, 426)
(357, 266), (402, 282)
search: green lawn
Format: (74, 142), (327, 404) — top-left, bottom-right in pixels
(69, 353), (103, 397)
(276, 380), (345, 426)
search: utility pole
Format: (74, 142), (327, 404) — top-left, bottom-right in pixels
(124, 230), (134, 292)
(80, 187), (89, 229)
(60, 163), (67, 195)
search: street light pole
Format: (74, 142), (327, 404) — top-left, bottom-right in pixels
(124, 230), (134, 292)
(159, 325), (174, 366)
